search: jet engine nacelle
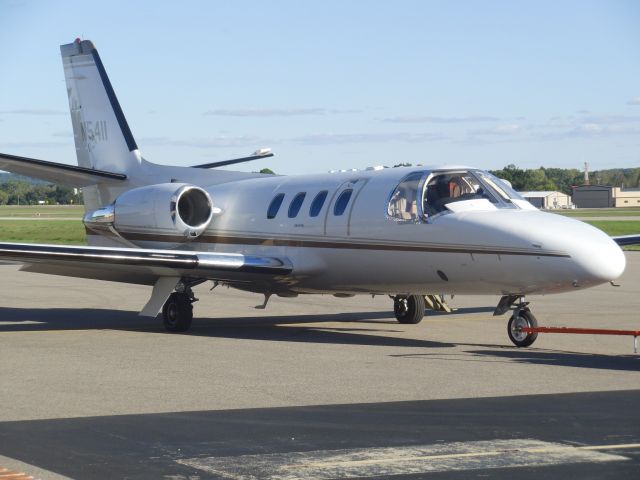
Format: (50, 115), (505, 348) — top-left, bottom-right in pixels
(84, 183), (214, 241)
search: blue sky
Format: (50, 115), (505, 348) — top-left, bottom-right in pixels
(0, 0), (638, 175)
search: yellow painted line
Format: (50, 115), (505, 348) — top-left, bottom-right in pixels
(0, 466), (34, 479)
(580, 443), (640, 451)
(179, 439), (632, 479)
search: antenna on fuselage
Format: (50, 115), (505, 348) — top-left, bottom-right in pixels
(191, 148), (274, 169)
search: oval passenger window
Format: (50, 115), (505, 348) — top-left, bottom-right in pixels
(309, 190), (328, 217)
(333, 189), (353, 216)
(288, 192), (306, 218)
(267, 193), (285, 219)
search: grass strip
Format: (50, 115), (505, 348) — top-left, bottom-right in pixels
(0, 220), (86, 245)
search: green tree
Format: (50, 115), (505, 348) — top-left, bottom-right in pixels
(259, 168), (275, 175)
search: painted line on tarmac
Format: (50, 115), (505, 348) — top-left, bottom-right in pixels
(177, 439), (635, 479)
(0, 466), (34, 479)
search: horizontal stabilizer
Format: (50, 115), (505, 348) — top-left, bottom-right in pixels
(613, 234), (640, 246)
(192, 149), (274, 169)
(0, 152), (126, 186)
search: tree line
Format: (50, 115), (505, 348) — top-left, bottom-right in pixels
(0, 166), (638, 204)
(0, 178), (82, 205)
(488, 165), (640, 195)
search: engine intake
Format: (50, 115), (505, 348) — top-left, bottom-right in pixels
(175, 187), (212, 231)
(84, 183), (215, 242)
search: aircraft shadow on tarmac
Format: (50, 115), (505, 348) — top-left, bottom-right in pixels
(0, 306), (453, 348)
(2, 306), (638, 371)
(466, 349), (640, 372)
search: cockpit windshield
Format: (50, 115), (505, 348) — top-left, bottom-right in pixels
(386, 169), (524, 222)
(423, 171), (499, 216)
(474, 171), (524, 201)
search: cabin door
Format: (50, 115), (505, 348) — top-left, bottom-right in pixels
(324, 178), (367, 237)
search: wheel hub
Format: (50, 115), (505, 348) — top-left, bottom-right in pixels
(166, 304), (178, 325)
(395, 297), (408, 316)
(510, 314), (529, 342)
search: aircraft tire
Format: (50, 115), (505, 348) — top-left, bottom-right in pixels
(162, 292), (193, 332)
(394, 295), (425, 324)
(507, 309), (538, 347)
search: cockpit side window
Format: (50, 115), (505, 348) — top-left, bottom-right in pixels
(423, 172), (498, 216)
(387, 172), (423, 222)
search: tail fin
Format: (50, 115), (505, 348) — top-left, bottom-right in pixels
(61, 38), (144, 210)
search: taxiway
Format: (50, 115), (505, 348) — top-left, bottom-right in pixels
(0, 254), (639, 479)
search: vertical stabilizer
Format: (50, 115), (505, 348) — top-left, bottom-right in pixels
(61, 38), (142, 210)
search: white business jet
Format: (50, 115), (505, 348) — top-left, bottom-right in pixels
(0, 39), (630, 347)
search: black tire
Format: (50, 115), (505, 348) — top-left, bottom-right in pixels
(162, 292), (193, 332)
(507, 309), (538, 347)
(394, 295), (426, 324)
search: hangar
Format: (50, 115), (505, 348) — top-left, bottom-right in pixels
(572, 185), (640, 208)
(519, 191), (573, 209)
(572, 185), (614, 208)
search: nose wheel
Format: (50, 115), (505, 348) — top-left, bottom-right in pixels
(393, 295), (426, 324)
(507, 308), (538, 347)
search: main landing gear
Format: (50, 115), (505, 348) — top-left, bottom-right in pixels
(162, 285), (198, 332)
(495, 295), (538, 347)
(393, 295), (426, 324)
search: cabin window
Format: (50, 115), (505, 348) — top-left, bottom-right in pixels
(267, 193), (285, 219)
(333, 189), (353, 216)
(309, 190), (328, 217)
(288, 192), (306, 218)
(387, 172), (423, 221)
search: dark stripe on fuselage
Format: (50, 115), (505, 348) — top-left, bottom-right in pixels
(86, 230), (570, 258)
(90, 49), (138, 152)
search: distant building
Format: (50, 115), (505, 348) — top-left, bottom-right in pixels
(572, 185), (640, 208)
(519, 191), (572, 209)
(612, 187), (640, 207)
(572, 185), (614, 208)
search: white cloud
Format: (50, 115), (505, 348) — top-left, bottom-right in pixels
(292, 132), (445, 145)
(470, 124), (522, 136)
(203, 108), (360, 117)
(626, 96), (640, 106)
(0, 141), (68, 148)
(0, 109), (65, 115)
(139, 135), (272, 149)
(383, 115), (499, 124)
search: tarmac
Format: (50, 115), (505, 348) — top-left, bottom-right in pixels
(0, 253), (639, 479)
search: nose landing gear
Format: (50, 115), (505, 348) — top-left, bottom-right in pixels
(507, 308), (538, 347)
(495, 295), (539, 347)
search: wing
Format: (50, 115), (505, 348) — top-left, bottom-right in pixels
(613, 235), (640, 247)
(0, 242), (291, 280)
(0, 153), (126, 186)
(0, 242), (292, 316)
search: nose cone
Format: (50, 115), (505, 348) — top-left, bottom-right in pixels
(536, 213), (626, 286)
(571, 224), (626, 284)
